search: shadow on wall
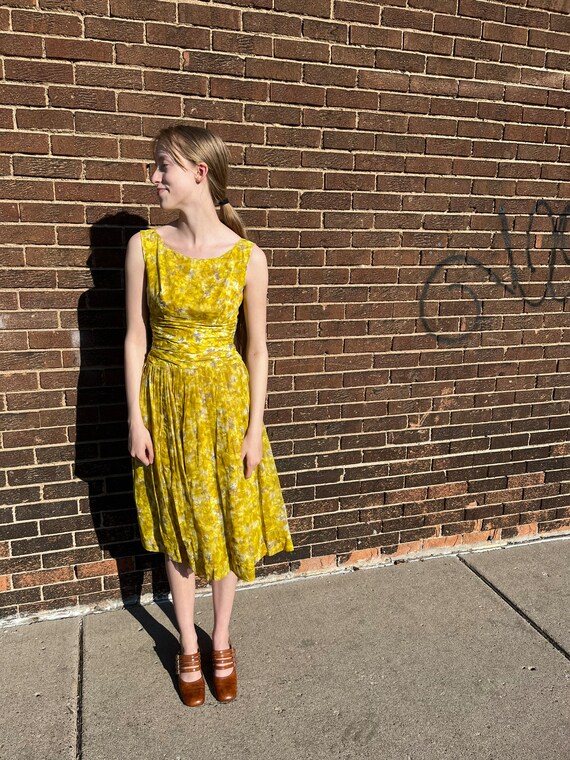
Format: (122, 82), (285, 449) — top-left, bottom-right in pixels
(73, 213), (169, 609)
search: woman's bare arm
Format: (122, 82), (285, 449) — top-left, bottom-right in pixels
(241, 244), (270, 476)
(124, 231), (154, 464)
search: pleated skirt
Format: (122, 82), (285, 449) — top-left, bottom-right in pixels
(132, 352), (294, 582)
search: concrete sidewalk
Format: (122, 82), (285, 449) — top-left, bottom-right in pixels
(2, 536), (569, 760)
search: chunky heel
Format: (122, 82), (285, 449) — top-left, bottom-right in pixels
(212, 641), (237, 702)
(175, 649), (205, 707)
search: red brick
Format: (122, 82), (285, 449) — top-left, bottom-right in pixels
(427, 55), (475, 78)
(409, 75), (456, 97)
(483, 22), (528, 46)
(426, 137), (472, 156)
(110, 0), (176, 22)
(20, 203), (84, 224)
(529, 29), (570, 53)
(274, 0), (330, 17)
(458, 80), (505, 100)
(144, 71), (208, 98)
(179, 3), (240, 29)
(546, 51), (570, 70)
(4, 58), (73, 84)
(502, 45), (546, 68)
(1, 181), (53, 205)
(52, 134), (119, 158)
(550, 13), (570, 34)
(243, 11), (301, 36)
(376, 50), (426, 73)
(12, 566), (74, 589)
(76, 65), (142, 91)
(249, 59), (304, 85)
(16, 108), (73, 132)
(75, 559), (127, 578)
(0, 31), (42, 58)
(40, 0), (109, 15)
(218, 32), (274, 67)
(0, 82), (46, 107)
(403, 32), (453, 55)
(55, 180), (121, 202)
(335, 1), (379, 24)
(331, 44), (375, 68)
(270, 82), (323, 106)
(13, 156), (81, 179)
(409, 117), (455, 137)
(0, 132), (49, 154)
(479, 102), (524, 122)
(350, 26), (403, 50)
(456, 37), (502, 61)
(85, 16), (144, 43)
(434, 13), (481, 38)
(45, 37), (113, 63)
(411, 0), (456, 11)
(304, 61), (357, 89)
(523, 106), (565, 126)
(115, 42), (180, 69)
(459, 0), (504, 22)
(382, 7), (434, 32)
(48, 85), (116, 111)
(505, 85), (549, 106)
(476, 61), (521, 83)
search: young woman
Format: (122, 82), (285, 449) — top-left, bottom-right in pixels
(124, 124), (294, 706)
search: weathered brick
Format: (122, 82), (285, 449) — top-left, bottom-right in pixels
(45, 37), (113, 64)
(4, 33), (66, 70)
(82, 14), (143, 42)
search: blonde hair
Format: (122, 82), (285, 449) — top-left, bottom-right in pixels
(151, 124), (249, 356)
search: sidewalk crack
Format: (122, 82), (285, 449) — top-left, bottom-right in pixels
(76, 617), (84, 760)
(458, 554), (570, 663)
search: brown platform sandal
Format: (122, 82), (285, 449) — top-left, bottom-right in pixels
(212, 640), (237, 703)
(175, 649), (205, 707)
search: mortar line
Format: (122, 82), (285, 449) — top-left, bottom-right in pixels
(457, 554), (570, 663)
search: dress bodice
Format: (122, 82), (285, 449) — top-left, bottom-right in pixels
(140, 228), (253, 365)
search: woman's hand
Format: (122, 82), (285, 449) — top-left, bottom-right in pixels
(241, 429), (263, 479)
(128, 421), (155, 466)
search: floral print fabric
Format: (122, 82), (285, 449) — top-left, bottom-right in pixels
(132, 228), (294, 582)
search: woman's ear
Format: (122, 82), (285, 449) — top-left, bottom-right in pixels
(194, 161), (209, 182)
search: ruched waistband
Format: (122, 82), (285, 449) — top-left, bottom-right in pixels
(147, 321), (239, 364)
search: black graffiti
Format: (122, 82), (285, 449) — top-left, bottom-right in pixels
(419, 200), (570, 344)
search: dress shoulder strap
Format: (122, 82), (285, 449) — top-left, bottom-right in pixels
(139, 227), (157, 267)
(240, 238), (254, 266)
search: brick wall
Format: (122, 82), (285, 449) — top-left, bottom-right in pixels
(1, 0), (569, 621)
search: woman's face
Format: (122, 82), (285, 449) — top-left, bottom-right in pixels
(151, 150), (197, 208)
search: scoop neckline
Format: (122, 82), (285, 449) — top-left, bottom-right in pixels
(152, 227), (245, 261)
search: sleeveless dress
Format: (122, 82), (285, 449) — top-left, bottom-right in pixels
(132, 227), (294, 582)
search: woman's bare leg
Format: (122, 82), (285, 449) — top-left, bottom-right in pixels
(211, 569), (238, 677)
(165, 556), (201, 682)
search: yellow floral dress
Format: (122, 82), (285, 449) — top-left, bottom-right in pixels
(132, 227), (294, 582)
